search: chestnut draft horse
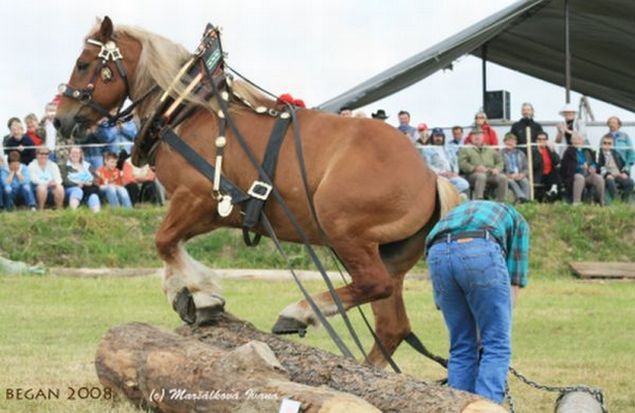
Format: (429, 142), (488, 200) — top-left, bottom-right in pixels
(55, 17), (460, 367)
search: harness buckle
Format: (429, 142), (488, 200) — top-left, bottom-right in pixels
(247, 181), (273, 201)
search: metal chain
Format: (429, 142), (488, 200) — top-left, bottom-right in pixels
(509, 366), (608, 413)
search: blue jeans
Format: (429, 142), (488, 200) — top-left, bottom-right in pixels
(427, 238), (511, 403)
(4, 184), (36, 209)
(100, 185), (132, 208)
(65, 187), (101, 210)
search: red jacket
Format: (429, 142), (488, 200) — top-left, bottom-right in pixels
(464, 123), (499, 146)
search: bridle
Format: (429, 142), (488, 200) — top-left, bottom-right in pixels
(61, 37), (155, 124)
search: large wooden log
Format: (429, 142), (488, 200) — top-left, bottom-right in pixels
(96, 315), (507, 412)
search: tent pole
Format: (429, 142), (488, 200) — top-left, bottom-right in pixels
(564, 0), (571, 103)
(482, 44), (488, 111)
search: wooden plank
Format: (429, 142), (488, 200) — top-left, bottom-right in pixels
(569, 261), (635, 279)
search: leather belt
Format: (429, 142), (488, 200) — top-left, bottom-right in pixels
(430, 230), (492, 247)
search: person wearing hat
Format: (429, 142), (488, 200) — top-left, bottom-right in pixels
(416, 123), (429, 145)
(459, 127), (508, 201)
(424, 127), (469, 197)
(338, 106), (353, 117)
(371, 109), (389, 121)
(555, 103), (584, 148)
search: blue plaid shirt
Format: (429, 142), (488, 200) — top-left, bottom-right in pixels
(426, 201), (529, 287)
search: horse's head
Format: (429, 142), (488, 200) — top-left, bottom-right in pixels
(55, 16), (141, 137)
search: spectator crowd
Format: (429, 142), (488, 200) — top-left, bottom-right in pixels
(344, 103), (634, 206)
(1, 99), (164, 213)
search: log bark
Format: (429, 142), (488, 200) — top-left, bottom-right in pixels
(96, 314), (507, 413)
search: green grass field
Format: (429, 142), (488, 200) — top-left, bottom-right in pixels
(0, 275), (634, 412)
(0, 204), (634, 412)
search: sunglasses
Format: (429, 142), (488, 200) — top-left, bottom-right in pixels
(38, 152), (50, 156)
(602, 142), (612, 146)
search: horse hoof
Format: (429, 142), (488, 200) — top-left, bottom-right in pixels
(172, 287), (196, 325)
(195, 304), (225, 327)
(272, 316), (308, 337)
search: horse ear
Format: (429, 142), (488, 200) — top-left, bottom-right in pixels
(99, 16), (114, 41)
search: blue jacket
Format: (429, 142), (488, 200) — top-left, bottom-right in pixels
(95, 120), (138, 155)
(2, 164), (31, 191)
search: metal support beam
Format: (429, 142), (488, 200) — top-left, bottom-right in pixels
(564, 0), (571, 103)
(482, 44), (488, 111)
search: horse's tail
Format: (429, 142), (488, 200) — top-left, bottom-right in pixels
(435, 176), (462, 218)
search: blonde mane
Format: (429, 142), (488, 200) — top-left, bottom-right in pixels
(88, 20), (276, 119)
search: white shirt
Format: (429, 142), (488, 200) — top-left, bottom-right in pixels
(28, 159), (62, 186)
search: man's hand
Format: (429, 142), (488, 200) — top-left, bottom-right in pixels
(490, 168), (500, 176)
(475, 165), (487, 173)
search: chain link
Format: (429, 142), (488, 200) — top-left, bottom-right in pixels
(508, 366), (608, 413)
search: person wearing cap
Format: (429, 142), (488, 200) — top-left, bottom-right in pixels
(501, 133), (530, 203)
(555, 103), (585, 148)
(509, 103), (544, 148)
(371, 109), (389, 122)
(424, 127), (469, 197)
(397, 110), (418, 143)
(416, 123), (429, 145)
(464, 111), (498, 147)
(28, 146), (65, 210)
(425, 200), (529, 404)
(459, 128), (508, 201)
(338, 106), (353, 117)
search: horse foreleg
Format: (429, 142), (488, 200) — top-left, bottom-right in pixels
(155, 192), (223, 325)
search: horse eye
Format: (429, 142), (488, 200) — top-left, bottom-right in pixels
(76, 61), (90, 71)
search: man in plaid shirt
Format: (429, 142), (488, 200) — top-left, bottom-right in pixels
(425, 200), (529, 404)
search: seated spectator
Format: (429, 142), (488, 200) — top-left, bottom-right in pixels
(606, 116), (634, 173)
(4, 117), (36, 165)
(1, 151), (36, 211)
(598, 135), (634, 202)
(561, 133), (604, 205)
(61, 146), (101, 212)
(501, 133), (529, 203)
(122, 157), (160, 205)
(0, 156), (5, 210)
(24, 113), (44, 147)
(424, 127), (469, 197)
(464, 111), (498, 146)
(97, 152), (132, 208)
(448, 126), (464, 158)
(531, 131), (562, 201)
(459, 128), (508, 201)
(397, 110), (418, 143)
(28, 146), (64, 210)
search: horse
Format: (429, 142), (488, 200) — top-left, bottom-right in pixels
(54, 17), (460, 367)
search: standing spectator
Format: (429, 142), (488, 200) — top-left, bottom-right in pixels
(424, 127), (470, 197)
(561, 133), (604, 205)
(501, 133), (530, 202)
(459, 128), (508, 201)
(77, 124), (106, 170)
(97, 152), (132, 208)
(425, 200), (529, 404)
(28, 146), (64, 210)
(0, 156), (5, 210)
(24, 113), (44, 146)
(4, 118), (36, 165)
(598, 135), (634, 202)
(2, 151), (36, 211)
(464, 111), (498, 146)
(61, 146), (101, 212)
(416, 123), (429, 145)
(338, 106), (352, 117)
(531, 131), (562, 201)
(510, 103), (543, 147)
(95, 118), (137, 162)
(448, 126), (464, 158)
(555, 103), (584, 148)
(41, 102), (59, 161)
(397, 110), (418, 143)
(122, 157), (159, 205)
(606, 116), (634, 173)
(371, 109), (389, 122)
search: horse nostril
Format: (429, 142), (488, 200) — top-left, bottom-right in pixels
(53, 118), (61, 129)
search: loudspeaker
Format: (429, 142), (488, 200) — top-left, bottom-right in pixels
(484, 90), (510, 120)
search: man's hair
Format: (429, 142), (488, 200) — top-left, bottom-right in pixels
(537, 131), (548, 139)
(451, 125), (463, 133)
(398, 110), (410, 118)
(7, 117), (20, 129)
(8, 151), (21, 163)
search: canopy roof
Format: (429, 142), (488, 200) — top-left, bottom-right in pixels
(319, 0), (635, 113)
